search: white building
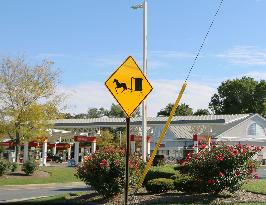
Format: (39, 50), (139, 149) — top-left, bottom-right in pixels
(150, 114), (266, 160)
(2, 114), (265, 165)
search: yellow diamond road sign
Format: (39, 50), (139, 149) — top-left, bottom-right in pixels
(105, 56), (153, 118)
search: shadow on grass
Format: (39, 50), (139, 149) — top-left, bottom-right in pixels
(7, 173), (28, 177)
(54, 187), (88, 192)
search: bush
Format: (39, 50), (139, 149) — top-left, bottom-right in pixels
(153, 155), (165, 166)
(144, 165), (177, 185)
(174, 174), (202, 193)
(22, 160), (38, 175)
(76, 147), (144, 198)
(145, 178), (174, 193)
(0, 159), (10, 176)
(184, 143), (262, 193)
(174, 163), (189, 174)
(10, 162), (18, 172)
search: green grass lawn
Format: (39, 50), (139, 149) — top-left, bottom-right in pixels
(242, 179), (266, 195)
(3, 194), (69, 205)
(0, 166), (81, 185)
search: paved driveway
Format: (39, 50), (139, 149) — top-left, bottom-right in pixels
(257, 166), (266, 179)
(0, 182), (88, 203)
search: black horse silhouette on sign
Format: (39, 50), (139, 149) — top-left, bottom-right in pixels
(113, 79), (127, 93)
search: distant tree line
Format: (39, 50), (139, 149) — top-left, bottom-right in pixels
(157, 77), (266, 117)
(64, 103), (140, 119)
(63, 77), (266, 119)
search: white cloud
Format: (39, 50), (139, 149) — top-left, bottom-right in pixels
(59, 82), (115, 114)
(217, 46), (266, 65)
(148, 80), (215, 116)
(60, 80), (216, 117)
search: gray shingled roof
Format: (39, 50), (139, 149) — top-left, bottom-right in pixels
(53, 114), (250, 128)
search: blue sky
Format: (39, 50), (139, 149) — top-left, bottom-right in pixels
(0, 0), (266, 116)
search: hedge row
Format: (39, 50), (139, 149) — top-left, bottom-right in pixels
(0, 159), (38, 176)
(0, 159), (18, 176)
(144, 165), (201, 194)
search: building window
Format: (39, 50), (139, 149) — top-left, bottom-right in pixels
(247, 123), (266, 136)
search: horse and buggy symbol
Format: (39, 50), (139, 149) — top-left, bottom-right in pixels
(113, 77), (143, 94)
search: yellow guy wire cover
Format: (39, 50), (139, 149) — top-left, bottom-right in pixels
(137, 82), (187, 188)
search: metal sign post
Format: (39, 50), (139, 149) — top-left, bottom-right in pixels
(105, 56), (153, 205)
(125, 117), (130, 205)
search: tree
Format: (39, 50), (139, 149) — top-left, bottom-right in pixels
(107, 103), (140, 118)
(157, 103), (193, 116)
(75, 108), (108, 118)
(0, 57), (64, 162)
(108, 103), (125, 118)
(97, 130), (114, 148)
(193, 109), (210, 116)
(87, 107), (108, 118)
(209, 77), (266, 117)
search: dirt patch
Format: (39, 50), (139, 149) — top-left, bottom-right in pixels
(0, 170), (50, 179)
(67, 189), (266, 204)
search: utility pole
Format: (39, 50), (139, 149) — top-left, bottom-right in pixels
(142, 0), (148, 162)
(132, 0), (148, 162)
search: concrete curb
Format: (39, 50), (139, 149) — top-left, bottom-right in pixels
(0, 182), (85, 189)
(0, 195), (53, 203)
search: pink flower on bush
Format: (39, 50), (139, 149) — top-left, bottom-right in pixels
(185, 143), (261, 193)
(99, 159), (109, 169)
(219, 171), (224, 177)
(207, 179), (215, 184)
(84, 156), (92, 161)
(101, 159), (107, 163)
(114, 159), (120, 166)
(237, 144), (242, 148)
(235, 170), (240, 176)
(216, 155), (224, 161)
(186, 153), (191, 161)
(76, 146), (144, 198)
(233, 149), (239, 155)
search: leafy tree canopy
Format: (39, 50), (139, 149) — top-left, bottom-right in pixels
(0, 57), (64, 160)
(65, 103), (140, 119)
(209, 77), (266, 117)
(193, 109), (210, 116)
(97, 130), (114, 148)
(157, 103), (193, 116)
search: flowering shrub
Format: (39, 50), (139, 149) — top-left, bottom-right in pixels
(76, 147), (144, 198)
(184, 143), (262, 193)
(0, 159), (11, 176)
(22, 160), (38, 175)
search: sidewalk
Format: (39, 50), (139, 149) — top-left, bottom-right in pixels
(0, 182), (88, 203)
(0, 182), (85, 190)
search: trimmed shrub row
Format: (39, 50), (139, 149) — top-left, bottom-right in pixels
(144, 165), (177, 185)
(22, 160), (38, 175)
(146, 178), (174, 193)
(144, 165), (205, 194)
(0, 159), (38, 176)
(0, 159), (18, 176)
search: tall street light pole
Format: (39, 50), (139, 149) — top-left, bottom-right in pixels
(132, 0), (148, 162)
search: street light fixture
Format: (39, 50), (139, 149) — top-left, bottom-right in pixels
(132, 0), (148, 163)
(131, 4), (143, 9)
